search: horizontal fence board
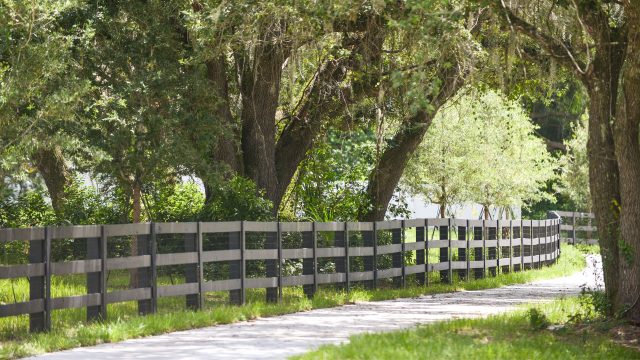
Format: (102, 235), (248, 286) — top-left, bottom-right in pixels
(404, 219), (425, 228)
(282, 248), (313, 259)
(103, 223), (150, 237)
(485, 240), (498, 247)
(469, 241), (484, 248)
(245, 249), (278, 261)
(245, 277), (278, 289)
(279, 222), (313, 232)
(485, 220), (498, 227)
(203, 279), (241, 292)
(432, 263), (449, 271)
(468, 220), (484, 227)
(428, 218), (449, 227)
(200, 221), (241, 233)
(156, 252), (198, 266)
(511, 256), (522, 264)
(0, 227), (45, 242)
(317, 273), (345, 284)
(377, 244), (402, 255)
(498, 239), (511, 247)
(50, 225), (101, 239)
(428, 240), (448, 249)
(404, 242), (425, 251)
(451, 240), (467, 248)
(350, 271), (374, 282)
(349, 247), (374, 257)
(106, 255), (151, 270)
(451, 219), (467, 227)
(522, 239), (532, 246)
(51, 294), (101, 310)
(470, 260), (484, 269)
(347, 222), (374, 231)
(155, 222), (197, 234)
(282, 274), (314, 286)
(451, 261), (467, 270)
(405, 264), (426, 275)
(523, 256), (533, 264)
(533, 255), (540, 262)
(555, 211), (595, 218)
(202, 249), (241, 262)
(375, 220), (401, 231)
(0, 299), (44, 317)
(486, 260), (498, 267)
(0, 263), (45, 279)
(316, 248), (345, 258)
(51, 259), (102, 275)
(314, 222), (344, 232)
(106, 288), (152, 304)
(377, 268), (402, 279)
(158, 283), (199, 297)
(244, 222), (277, 232)
(499, 258), (510, 266)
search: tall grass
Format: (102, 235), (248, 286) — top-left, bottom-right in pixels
(0, 245), (590, 359)
(294, 295), (638, 359)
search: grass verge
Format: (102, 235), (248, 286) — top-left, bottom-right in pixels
(1, 245), (589, 359)
(293, 295), (640, 359)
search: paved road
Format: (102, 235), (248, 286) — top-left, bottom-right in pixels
(32, 255), (601, 360)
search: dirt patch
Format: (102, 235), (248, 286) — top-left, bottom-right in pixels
(610, 324), (640, 351)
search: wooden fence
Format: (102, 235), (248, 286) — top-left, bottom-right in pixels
(0, 218), (561, 333)
(551, 211), (597, 245)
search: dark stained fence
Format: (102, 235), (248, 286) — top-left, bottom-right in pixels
(551, 211), (597, 245)
(0, 217), (561, 333)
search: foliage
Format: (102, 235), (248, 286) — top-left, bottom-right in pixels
(526, 308), (550, 330)
(403, 89), (557, 218)
(556, 114), (591, 211)
(200, 176), (274, 221)
(288, 129), (376, 221)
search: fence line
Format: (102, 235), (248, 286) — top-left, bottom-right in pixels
(551, 211), (597, 245)
(0, 217), (561, 333)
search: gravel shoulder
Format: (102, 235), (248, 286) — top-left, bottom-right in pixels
(31, 255), (601, 360)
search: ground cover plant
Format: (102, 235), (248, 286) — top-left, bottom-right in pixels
(294, 294), (640, 359)
(0, 245), (588, 359)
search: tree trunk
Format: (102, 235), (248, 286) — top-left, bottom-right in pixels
(611, 2), (640, 322)
(362, 66), (466, 221)
(32, 145), (72, 216)
(238, 36), (286, 210)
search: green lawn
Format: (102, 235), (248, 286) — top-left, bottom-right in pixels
(0, 245), (589, 359)
(294, 296), (640, 360)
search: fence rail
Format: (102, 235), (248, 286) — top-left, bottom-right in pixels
(0, 217), (561, 333)
(551, 211), (597, 245)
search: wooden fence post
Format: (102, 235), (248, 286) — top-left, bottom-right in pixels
(196, 222), (204, 309)
(401, 220), (406, 288)
(228, 222), (244, 305)
(373, 222), (379, 288)
(303, 223), (316, 299)
(86, 231), (102, 321)
(425, 219), (430, 286)
(344, 222), (350, 292)
(185, 227), (199, 310)
(465, 220), (471, 281)
(415, 221), (425, 286)
(473, 222), (484, 280)
(28, 227), (50, 332)
(439, 221), (449, 284)
(277, 222), (283, 303)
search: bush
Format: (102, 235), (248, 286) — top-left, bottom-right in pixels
(527, 308), (550, 330)
(200, 176), (273, 221)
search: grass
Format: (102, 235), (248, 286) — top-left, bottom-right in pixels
(0, 245), (589, 359)
(294, 296), (640, 360)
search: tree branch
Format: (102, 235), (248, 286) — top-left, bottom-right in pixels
(496, 0), (588, 79)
